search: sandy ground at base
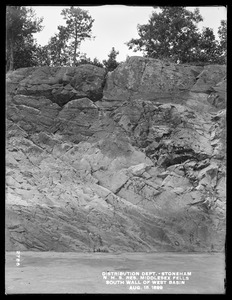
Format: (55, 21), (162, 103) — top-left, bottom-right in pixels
(5, 251), (225, 294)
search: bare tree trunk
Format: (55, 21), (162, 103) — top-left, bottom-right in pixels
(73, 28), (78, 66)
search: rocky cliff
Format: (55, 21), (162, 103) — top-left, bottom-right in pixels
(6, 57), (226, 252)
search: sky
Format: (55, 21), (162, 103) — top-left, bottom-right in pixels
(30, 5), (227, 63)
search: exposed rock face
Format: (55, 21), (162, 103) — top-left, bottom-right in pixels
(6, 58), (226, 252)
(7, 65), (106, 106)
(103, 56), (203, 103)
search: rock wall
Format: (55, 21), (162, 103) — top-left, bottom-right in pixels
(6, 57), (226, 252)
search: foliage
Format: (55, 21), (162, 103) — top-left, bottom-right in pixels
(91, 57), (104, 68)
(47, 25), (70, 66)
(46, 6), (95, 66)
(126, 6), (226, 64)
(195, 27), (221, 64)
(76, 53), (104, 68)
(6, 6), (43, 71)
(34, 44), (51, 66)
(7, 6), (226, 70)
(217, 20), (227, 63)
(103, 47), (120, 71)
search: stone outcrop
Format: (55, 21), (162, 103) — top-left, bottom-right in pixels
(6, 58), (226, 252)
(7, 65), (106, 106)
(103, 56), (204, 102)
(103, 57), (226, 111)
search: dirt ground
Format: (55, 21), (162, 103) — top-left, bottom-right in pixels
(5, 251), (225, 294)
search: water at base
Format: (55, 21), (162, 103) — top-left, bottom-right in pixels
(5, 252), (225, 294)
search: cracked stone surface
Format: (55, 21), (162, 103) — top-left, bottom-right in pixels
(7, 65), (106, 106)
(6, 58), (226, 252)
(103, 56), (204, 103)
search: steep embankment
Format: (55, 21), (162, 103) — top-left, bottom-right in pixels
(6, 57), (226, 252)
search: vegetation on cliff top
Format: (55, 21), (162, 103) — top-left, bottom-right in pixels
(126, 7), (226, 64)
(6, 6), (226, 71)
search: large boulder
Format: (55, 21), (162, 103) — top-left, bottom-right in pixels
(191, 65), (226, 110)
(7, 65), (106, 106)
(7, 94), (61, 134)
(191, 65), (226, 93)
(103, 56), (203, 103)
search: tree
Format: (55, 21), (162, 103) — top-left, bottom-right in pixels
(60, 6), (95, 66)
(6, 6), (43, 71)
(103, 47), (119, 72)
(92, 57), (104, 68)
(76, 53), (104, 68)
(217, 20), (227, 63)
(35, 44), (51, 66)
(45, 7), (94, 66)
(47, 25), (70, 66)
(196, 27), (220, 64)
(13, 36), (38, 68)
(126, 7), (209, 63)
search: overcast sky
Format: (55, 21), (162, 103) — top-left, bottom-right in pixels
(30, 5), (227, 62)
